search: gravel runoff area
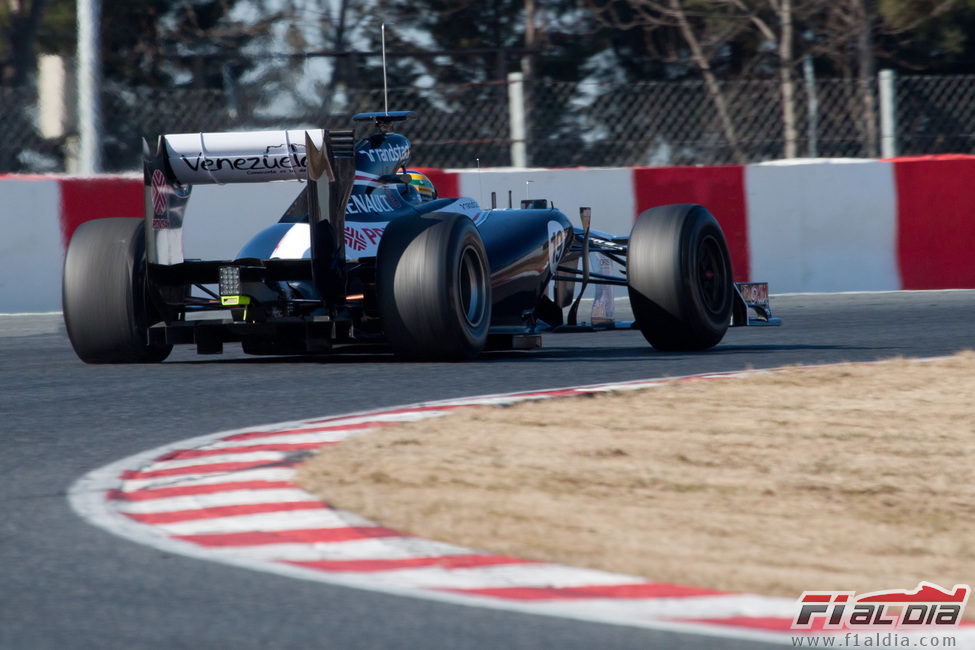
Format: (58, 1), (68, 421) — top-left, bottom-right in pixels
(298, 352), (975, 605)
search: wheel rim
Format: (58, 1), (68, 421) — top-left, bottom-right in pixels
(696, 233), (731, 317)
(457, 244), (488, 329)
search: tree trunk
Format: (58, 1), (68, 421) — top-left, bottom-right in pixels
(668, 0), (745, 163)
(4, 0), (47, 86)
(778, 0), (798, 158)
(322, 0), (350, 115)
(521, 0), (535, 167)
(855, 0), (878, 157)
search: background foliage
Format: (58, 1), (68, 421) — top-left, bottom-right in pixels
(2, 0), (975, 171)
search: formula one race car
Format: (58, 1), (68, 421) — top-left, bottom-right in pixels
(62, 110), (779, 363)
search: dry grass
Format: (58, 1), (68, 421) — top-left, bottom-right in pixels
(296, 352), (975, 599)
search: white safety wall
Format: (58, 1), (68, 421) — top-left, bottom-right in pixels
(0, 178), (63, 313)
(456, 168), (635, 234)
(745, 159), (901, 293)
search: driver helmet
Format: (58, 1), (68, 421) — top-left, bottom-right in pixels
(405, 170), (437, 203)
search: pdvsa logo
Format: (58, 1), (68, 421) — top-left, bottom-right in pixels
(344, 225), (385, 253)
(792, 582), (970, 630)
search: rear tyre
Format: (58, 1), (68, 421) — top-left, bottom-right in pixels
(62, 217), (172, 363)
(627, 204), (733, 351)
(376, 213), (491, 360)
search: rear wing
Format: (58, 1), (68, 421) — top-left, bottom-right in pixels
(159, 129), (326, 186)
(143, 128), (355, 302)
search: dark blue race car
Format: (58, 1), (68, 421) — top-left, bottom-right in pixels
(62, 111), (778, 363)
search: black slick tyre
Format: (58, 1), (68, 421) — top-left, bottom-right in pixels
(626, 204), (733, 351)
(376, 213), (491, 360)
(62, 217), (172, 363)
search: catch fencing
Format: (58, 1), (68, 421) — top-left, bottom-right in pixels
(4, 72), (975, 173)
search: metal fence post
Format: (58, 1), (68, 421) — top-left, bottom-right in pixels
(77, 0), (103, 174)
(879, 69), (897, 158)
(507, 72), (527, 168)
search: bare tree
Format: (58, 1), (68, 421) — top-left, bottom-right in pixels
(589, 0), (749, 161)
(777, 0), (797, 157)
(667, 0), (747, 161)
(590, 0), (830, 161)
(722, 0), (801, 157)
(814, 0), (879, 155)
(812, 0), (955, 156)
(319, 0), (351, 116)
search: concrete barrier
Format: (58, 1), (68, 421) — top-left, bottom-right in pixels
(892, 155), (975, 290)
(633, 165), (749, 282)
(3, 155), (973, 312)
(454, 167), (635, 235)
(746, 159), (900, 293)
(0, 176), (63, 313)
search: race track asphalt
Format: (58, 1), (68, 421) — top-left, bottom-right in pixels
(2, 291), (973, 649)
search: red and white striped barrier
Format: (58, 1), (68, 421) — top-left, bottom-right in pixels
(3, 155), (974, 312)
(68, 370), (975, 643)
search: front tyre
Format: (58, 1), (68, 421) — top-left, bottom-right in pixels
(627, 204), (733, 351)
(62, 217), (172, 363)
(376, 213), (491, 361)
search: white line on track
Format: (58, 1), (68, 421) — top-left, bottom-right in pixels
(200, 431), (365, 449)
(110, 488), (323, 514)
(304, 563), (647, 591)
(147, 508), (375, 536)
(138, 450), (295, 471)
(119, 468), (298, 492)
(208, 538), (475, 563)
